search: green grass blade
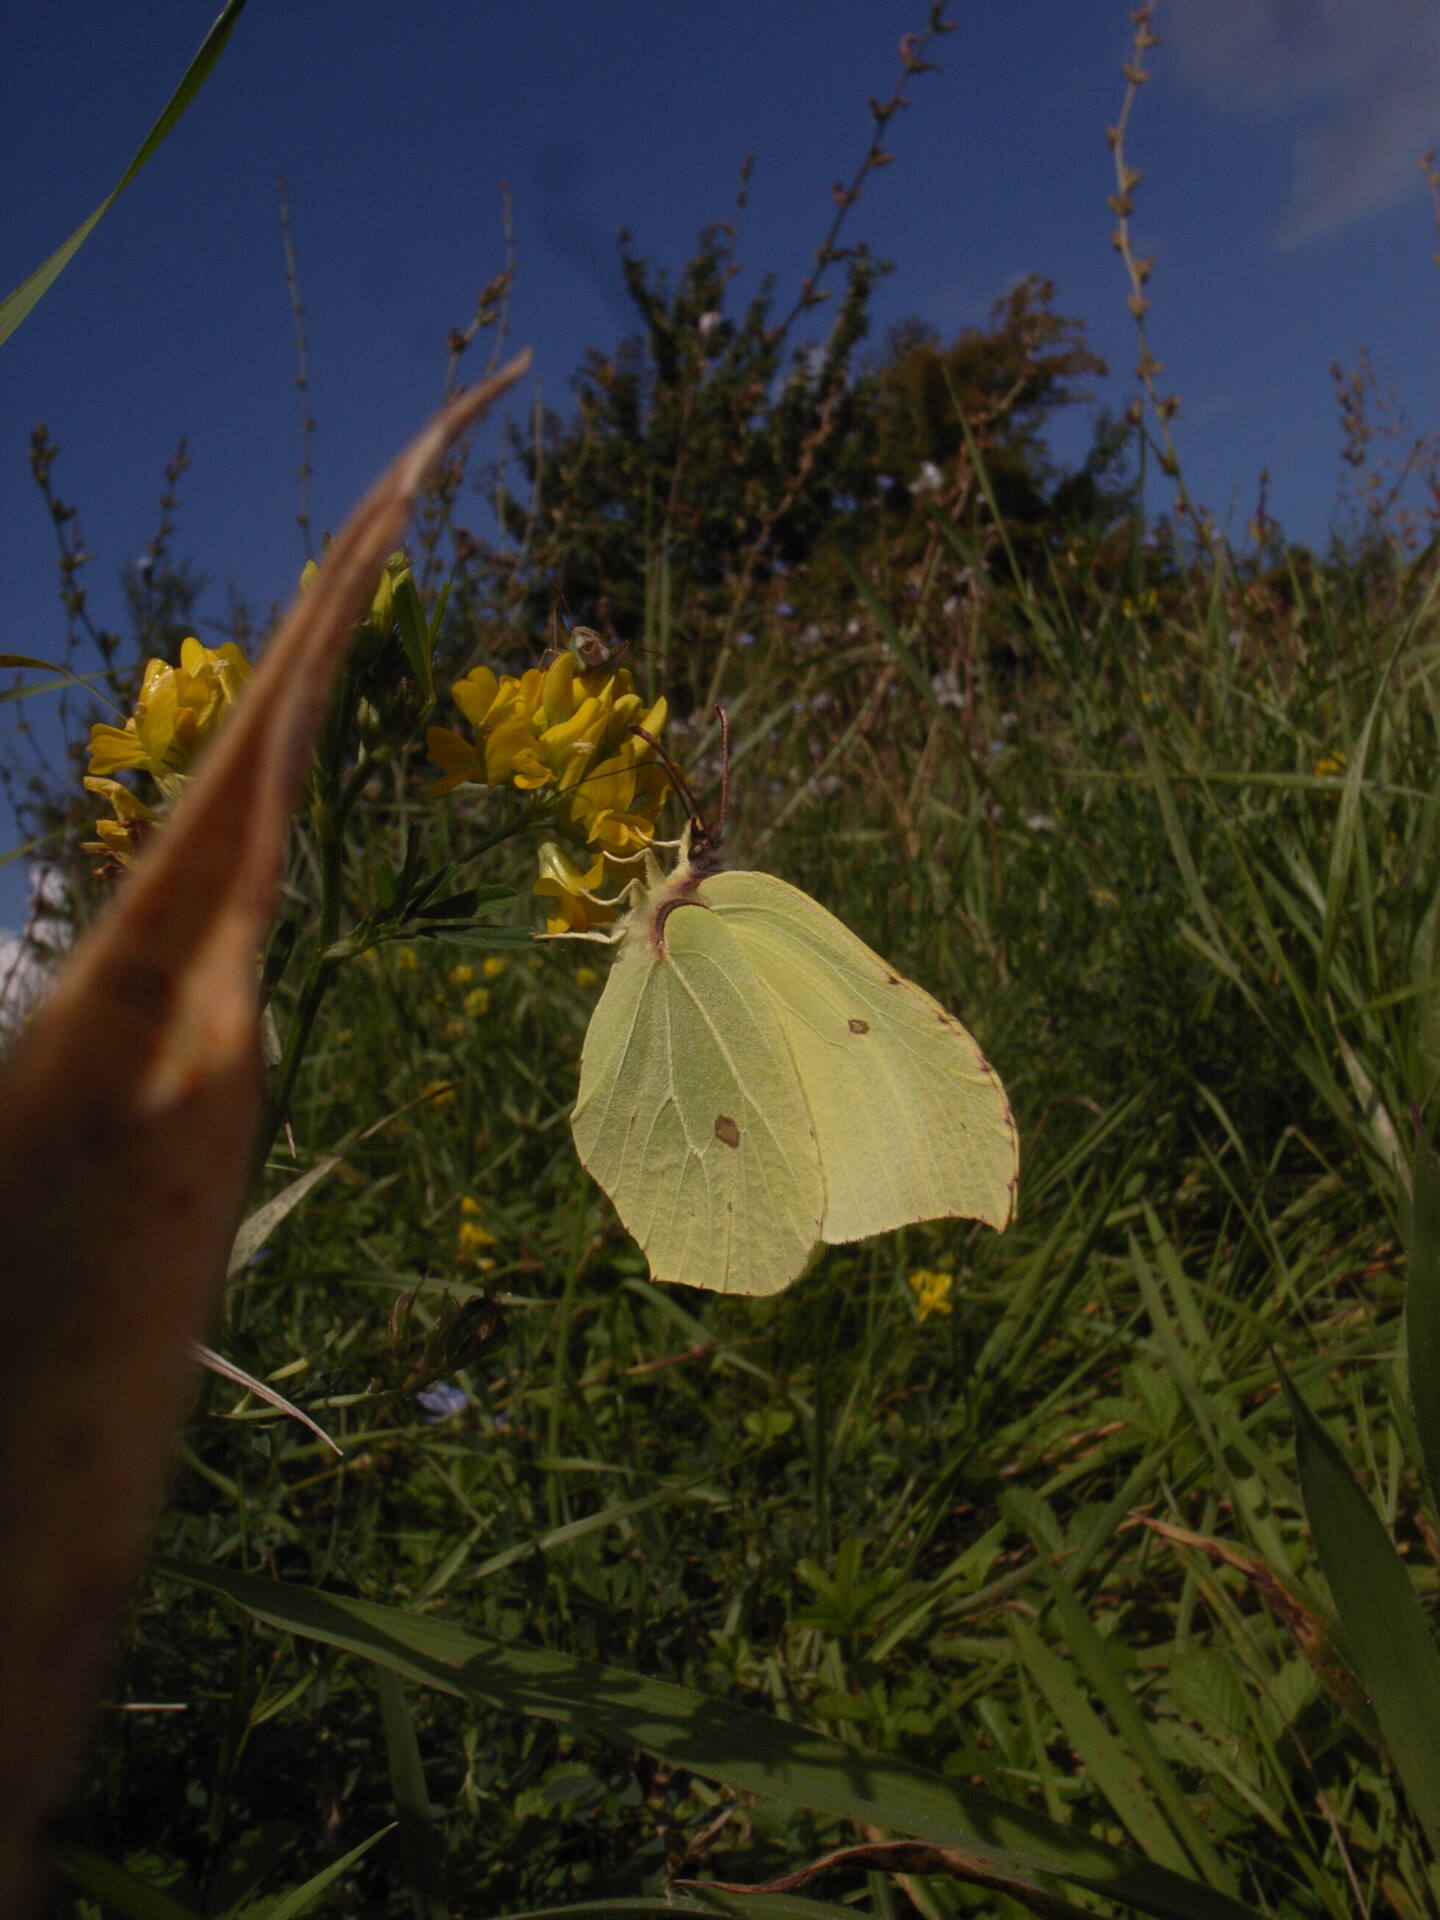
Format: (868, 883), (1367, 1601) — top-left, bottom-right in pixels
(0, 0), (249, 347)
(51, 1843), (201, 1920)
(494, 1901), (885, 1920)
(1133, 722), (1225, 956)
(1406, 1139), (1440, 1517)
(837, 552), (946, 718)
(252, 1824), (397, 1920)
(228, 1154), (343, 1278)
(1280, 1362), (1440, 1858)
(0, 653), (113, 704)
(164, 1560), (1267, 1920)
(375, 1670), (448, 1920)
(1033, 1563), (1236, 1892)
(0, 829), (66, 870)
(1009, 1618), (1193, 1877)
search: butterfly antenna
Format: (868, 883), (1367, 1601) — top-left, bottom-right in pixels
(630, 724), (702, 830)
(714, 705), (730, 840)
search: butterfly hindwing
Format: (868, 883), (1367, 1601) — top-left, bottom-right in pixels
(702, 870), (1017, 1244)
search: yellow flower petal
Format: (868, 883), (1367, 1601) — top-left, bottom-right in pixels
(86, 723), (150, 777)
(451, 665), (501, 730)
(425, 725), (483, 794)
(484, 717), (551, 789)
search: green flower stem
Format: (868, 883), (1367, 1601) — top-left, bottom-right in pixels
(257, 769), (358, 1163)
(258, 944), (339, 1168)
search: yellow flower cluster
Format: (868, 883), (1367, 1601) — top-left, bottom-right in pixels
(908, 1268), (955, 1322)
(426, 653), (669, 934)
(83, 638), (252, 868)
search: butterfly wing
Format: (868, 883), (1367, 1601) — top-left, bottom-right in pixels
(572, 900), (825, 1295)
(703, 871), (1017, 1244)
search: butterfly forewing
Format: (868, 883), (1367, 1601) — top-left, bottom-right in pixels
(572, 900), (825, 1295)
(703, 871), (1017, 1243)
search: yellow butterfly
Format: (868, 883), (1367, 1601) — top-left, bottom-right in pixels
(571, 734), (1017, 1294)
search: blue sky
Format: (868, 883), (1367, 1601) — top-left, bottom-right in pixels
(3, 0), (1437, 925)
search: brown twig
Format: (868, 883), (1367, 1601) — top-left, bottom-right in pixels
(1106, 4), (1211, 547)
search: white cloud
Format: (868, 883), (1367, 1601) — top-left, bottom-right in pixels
(1167, 0), (1440, 245)
(0, 866), (69, 1034)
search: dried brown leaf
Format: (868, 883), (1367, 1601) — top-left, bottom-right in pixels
(0, 350), (530, 1910)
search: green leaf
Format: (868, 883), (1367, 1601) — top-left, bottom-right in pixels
(412, 918), (534, 948)
(415, 889), (483, 921)
(163, 1560), (1266, 1920)
(0, 0), (249, 347)
(392, 571), (436, 705)
(1280, 1361), (1440, 1857)
(1406, 1138), (1440, 1516)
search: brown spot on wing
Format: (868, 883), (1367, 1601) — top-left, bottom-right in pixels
(847, 1017), (869, 1035)
(714, 1114), (741, 1149)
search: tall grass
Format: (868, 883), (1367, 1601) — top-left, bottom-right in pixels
(34, 502), (1438, 1918)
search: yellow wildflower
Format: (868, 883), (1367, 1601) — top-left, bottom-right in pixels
(83, 638), (252, 865)
(1314, 751), (1347, 779)
(565, 730), (671, 856)
(576, 966), (601, 990)
(427, 653), (674, 932)
(482, 956), (507, 979)
(87, 638), (251, 784)
(79, 776), (159, 869)
(437, 655), (657, 798)
(463, 987), (491, 1017)
(1120, 589), (1159, 620)
(457, 1195), (496, 1262)
(908, 1269), (955, 1322)
(448, 963), (477, 986)
(395, 948), (420, 972)
(425, 724), (484, 796)
(420, 1079), (457, 1106)
(533, 842), (616, 936)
